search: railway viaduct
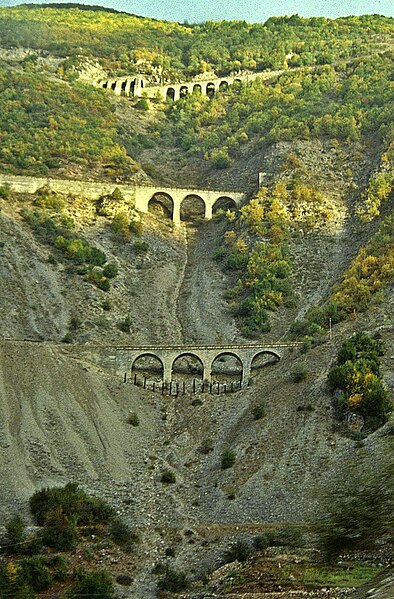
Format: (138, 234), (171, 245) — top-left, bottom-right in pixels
(96, 69), (283, 101)
(87, 343), (301, 387)
(0, 175), (245, 226)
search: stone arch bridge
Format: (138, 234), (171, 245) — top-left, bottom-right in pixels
(96, 69), (283, 101)
(0, 175), (245, 226)
(90, 343), (300, 387)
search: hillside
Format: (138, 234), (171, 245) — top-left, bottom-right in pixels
(0, 4), (393, 599)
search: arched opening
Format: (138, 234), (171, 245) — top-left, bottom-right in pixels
(129, 79), (136, 95)
(148, 193), (174, 220)
(180, 85), (189, 98)
(132, 353), (164, 382)
(102, 81), (108, 89)
(193, 84), (202, 94)
(180, 195), (206, 222)
(251, 351), (280, 373)
(212, 196), (237, 216)
(211, 353), (243, 384)
(166, 87), (175, 101)
(111, 81), (117, 91)
(121, 80), (127, 96)
(172, 353), (204, 382)
(219, 80), (229, 92)
(234, 79), (242, 85)
(206, 82), (215, 98)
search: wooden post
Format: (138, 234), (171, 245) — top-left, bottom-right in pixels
(217, 382), (220, 395)
(124, 373), (127, 383)
(134, 373), (137, 384)
(193, 378), (196, 393)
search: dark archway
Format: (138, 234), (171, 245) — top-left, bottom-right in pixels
(251, 351), (280, 372)
(180, 195), (206, 222)
(234, 79), (242, 85)
(219, 80), (229, 92)
(206, 82), (215, 98)
(148, 192), (174, 220)
(211, 352), (243, 383)
(121, 80), (127, 96)
(180, 85), (189, 98)
(111, 81), (117, 91)
(102, 81), (108, 89)
(129, 79), (136, 95)
(193, 84), (202, 94)
(172, 353), (204, 382)
(166, 87), (175, 101)
(132, 353), (164, 382)
(212, 196), (237, 215)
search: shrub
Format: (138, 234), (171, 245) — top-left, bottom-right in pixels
(111, 213), (130, 240)
(133, 240), (148, 254)
(6, 515), (26, 548)
(291, 363), (308, 382)
(221, 449), (236, 469)
(160, 470), (176, 484)
(266, 525), (303, 547)
(109, 518), (138, 548)
(18, 556), (53, 592)
(118, 314), (132, 333)
(252, 401), (265, 420)
(127, 411), (139, 426)
(157, 566), (188, 593)
(0, 183), (11, 200)
(102, 299), (111, 311)
(42, 507), (77, 551)
(254, 533), (270, 551)
(67, 568), (114, 599)
(29, 483), (114, 527)
(223, 540), (251, 563)
(327, 332), (391, 428)
(129, 219), (143, 236)
(103, 262), (118, 279)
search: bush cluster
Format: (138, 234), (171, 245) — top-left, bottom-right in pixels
(327, 332), (391, 429)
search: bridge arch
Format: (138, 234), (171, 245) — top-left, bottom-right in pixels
(205, 82), (216, 98)
(172, 353), (204, 381)
(148, 192), (174, 220)
(219, 80), (229, 92)
(180, 194), (206, 222)
(166, 87), (176, 101)
(251, 350), (281, 370)
(180, 85), (189, 98)
(193, 83), (202, 94)
(211, 352), (243, 382)
(132, 353), (164, 381)
(212, 196), (237, 215)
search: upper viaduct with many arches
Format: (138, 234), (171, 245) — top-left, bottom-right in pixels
(96, 69), (283, 101)
(0, 175), (245, 226)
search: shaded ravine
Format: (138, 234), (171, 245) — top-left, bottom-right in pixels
(176, 219), (241, 345)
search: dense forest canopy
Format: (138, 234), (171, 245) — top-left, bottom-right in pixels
(0, 5), (392, 78)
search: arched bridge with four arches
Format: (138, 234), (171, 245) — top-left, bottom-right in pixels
(102, 343), (301, 388)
